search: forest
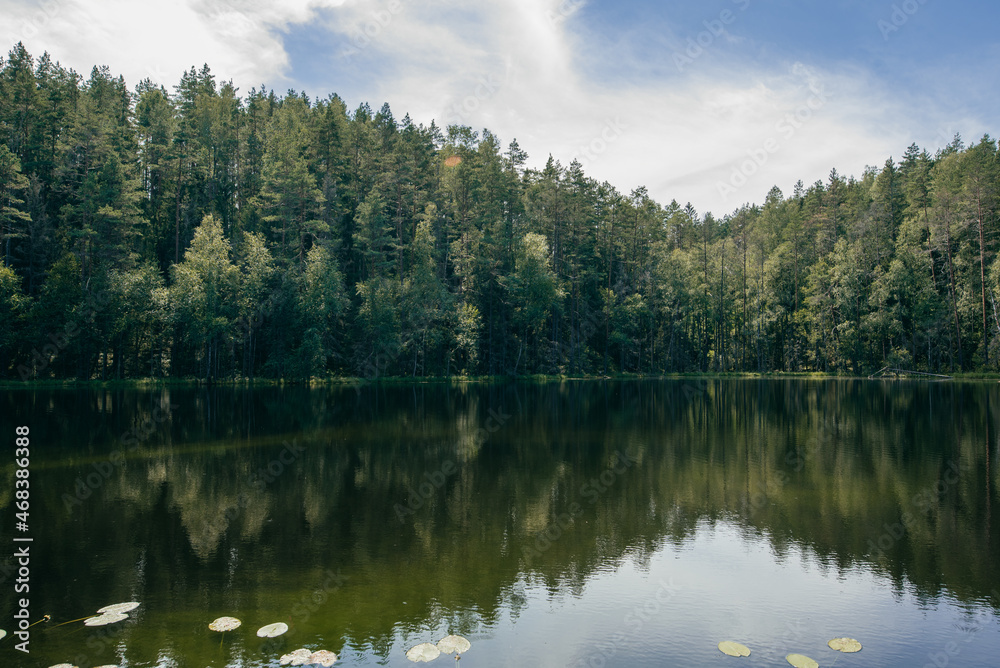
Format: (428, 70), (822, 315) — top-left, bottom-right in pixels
(0, 43), (998, 381)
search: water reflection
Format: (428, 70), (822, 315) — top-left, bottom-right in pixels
(0, 379), (998, 667)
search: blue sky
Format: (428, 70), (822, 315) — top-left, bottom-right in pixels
(2, 0), (997, 216)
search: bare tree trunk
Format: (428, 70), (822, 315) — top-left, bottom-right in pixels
(978, 196), (988, 364)
(944, 213), (964, 369)
(175, 154), (183, 264)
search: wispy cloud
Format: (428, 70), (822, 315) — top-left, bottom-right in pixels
(303, 0), (905, 212)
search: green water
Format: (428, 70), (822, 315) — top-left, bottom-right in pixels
(0, 379), (998, 667)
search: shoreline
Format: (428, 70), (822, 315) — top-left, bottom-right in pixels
(3, 370), (999, 389)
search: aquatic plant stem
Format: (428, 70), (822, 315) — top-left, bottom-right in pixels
(51, 614), (96, 628)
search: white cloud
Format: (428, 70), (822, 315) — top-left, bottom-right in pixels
(0, 0), (346, 90)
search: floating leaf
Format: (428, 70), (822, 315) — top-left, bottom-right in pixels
(209, 616), (242, 632)
(280, 648), (313, 666)
(437, 635), (471, 654)
(786, 654), (819, 668)
(257, 622), (289, 638)
(406, 643), (441, 662)
(83, 612), (128, 627)
(718, 640), (751, 657)
(0, 629), (5, 640)
(309, 650), (338, 666)
(827, 637), (862, 653)
(97, 602), (140, 615)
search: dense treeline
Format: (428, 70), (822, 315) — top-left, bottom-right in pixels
(0, 43), (998, 380)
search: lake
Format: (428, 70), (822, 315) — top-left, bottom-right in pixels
(1, 379), (998, 667)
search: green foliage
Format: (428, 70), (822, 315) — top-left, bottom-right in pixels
(0, 263), (28, 374)
(401, 213), (451, 375)
(107, 262), (168, 377)
(355, 275), (400, 377)
(453, 301), (481, 375)
(0, 142), (31, 265)
(170, 214), (238, 378)
(258, 95), (326, 267)
(297, 243), (347, 376)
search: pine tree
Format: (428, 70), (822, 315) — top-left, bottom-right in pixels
(258, 94), (325, 268)
(401, 214), (450, 375)
(297, 243), (347, 376)
(0, 142), (30, 267)
(961, 136), (998, 364)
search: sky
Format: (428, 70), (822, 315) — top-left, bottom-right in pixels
(1, 0), (998, 217)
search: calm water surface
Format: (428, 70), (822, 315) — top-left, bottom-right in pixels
(1, 379), (999, 667)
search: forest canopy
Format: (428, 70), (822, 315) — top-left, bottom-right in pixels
(0, 43), (997, 380)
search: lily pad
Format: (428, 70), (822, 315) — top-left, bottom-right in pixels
(97, 602), (140, 615)
(83, 612), (128, 627)
(718, 640), (751, 657)
(437, 635), (471, 654)
(828, 637), (862, 653)
(309, 650), (338, 666)
(280, 648), (313, 666)
(209, 616), (242, 632)
(257, 622), (289, 638)
(406, 643), (441, 662)
(786, 654), (819, 668)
